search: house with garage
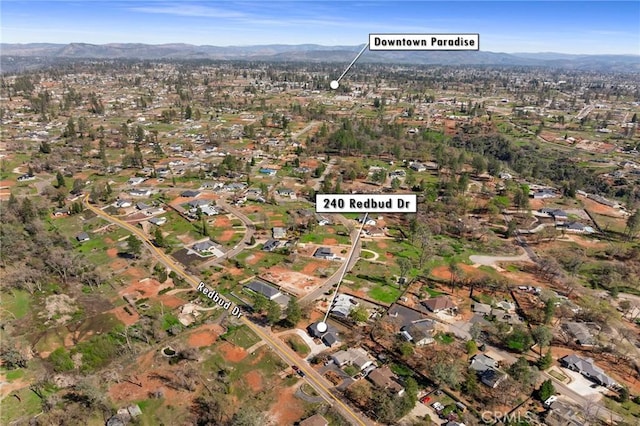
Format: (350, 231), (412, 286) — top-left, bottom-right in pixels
(469, 354), (506, 388)
(191, 240), (223, 257)
(400, 320), (437, 346)
(367, 365), (405, 396)
(245, 280), (282, 301)
(76, 232), (90, 242)
(422, 296), (457, 314)
(562, 322), (597, 347)
(307, 322), (340, 347)
(262, 239), (280, 252)
(272, 227), (287, 239)
(148, 216), (167, 226)
(331, 348), (374, 371)
(180, 190), (200, 198)
(560, 354), (618, 388)
(330, 293), (359, 318)
(313, 247), (335, 260)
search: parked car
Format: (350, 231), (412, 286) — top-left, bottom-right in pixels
(432, 402), (445, 412)
(420, 396), (431, 404)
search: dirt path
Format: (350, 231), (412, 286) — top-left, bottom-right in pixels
(469, 248), (532, 269)
(360, 249), (380, 262)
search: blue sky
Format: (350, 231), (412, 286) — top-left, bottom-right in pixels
(2, 1), (639, 54)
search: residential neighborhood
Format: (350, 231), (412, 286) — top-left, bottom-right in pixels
(1, 23), (639, 426)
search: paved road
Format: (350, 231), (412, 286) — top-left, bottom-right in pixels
(83, 196), (372, 426)
(299, 216), (363, 305)
(469, 249), (532, 268)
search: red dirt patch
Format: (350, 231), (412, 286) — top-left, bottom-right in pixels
(106, 247), (118, 258)
(322, 238), (338, 245)
(187, 324), (223, 348)
(158, 293), (185, 309)
(431, 263), (488, 281)
(247, 251), (266, 265)
(302, 261), (323, 275)
(219, 342), (247, 362)
(215, 215), (232, 227)
(218, 229), (236, 242)
(268, 385), (305, 425)
(245, 370), (263, 392)
(110, 305), (140, 326)
(376, 240), (388, 249)
(226, 267), (245, 276)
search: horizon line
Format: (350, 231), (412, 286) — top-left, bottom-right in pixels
(2, 41), (639, 57)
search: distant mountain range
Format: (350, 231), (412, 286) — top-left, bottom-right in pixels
(1, 43), (639, 73)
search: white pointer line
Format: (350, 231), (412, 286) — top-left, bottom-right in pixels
(337, 43), (369, 83)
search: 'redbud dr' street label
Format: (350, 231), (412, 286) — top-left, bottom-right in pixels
(316, 194), (416, 213)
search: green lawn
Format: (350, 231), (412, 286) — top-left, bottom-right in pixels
(424, 287), (445, 298)
(435, 332), (455, 344)
(2, 289), (31, 319)
(286, 335), (310, 356)
(368, 285), (402, 304)
(221, 325), (261, 349)
(0, 386), (45, 423)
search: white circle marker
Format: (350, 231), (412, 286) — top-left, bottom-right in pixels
(330, 80), (339, 90)
(316, 321), (328, 333)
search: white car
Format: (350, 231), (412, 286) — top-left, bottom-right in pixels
(432, 402), (445, 412)
(544, 395), (558, 407)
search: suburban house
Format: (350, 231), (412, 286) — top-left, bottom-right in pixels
(272, 227), (287, 239)
(115, 199), (132, 208)
(472, 303), (492, 315)
(562, 222), (595, 234)
(562, 322), (598, 347)
(469, 354), (506, 388)
(188, 199), (210, 208)
(307, 322), (340, 347)
(356, 215), (377, 226)
(129, 188), (151, 197)
(539, 208), (568, 222)
(315, 214), (331, 226)
(421, 296), (457, 314)
(53, 207), (69, 217)
(330, 293), (359, 318)
(136, 202), (151, 210)
(560, 354), (618, 388)
(299, 414), (329, 426)
(245, 280), (282, 301)
(400, 320), (437, 346)
(544, 400), (586, 426)
(367, 365), (405, 396)
(480, 368), (507, 388)
(191, 240), (223, 257)
(259, 167), (277, 176)
(180, 190), (200, 198)
(531, 189), (557, 199)
(331, 348), (374, 371)
(409, 162), (427, 172)
(199, 205), (219, 216)
(148, 216), (167, 226)
(469, 354), (498, 372)
(313, 247), (335, 260)
(127, 177), (146, 186)
(76, 232), (90, 242)
(276, 188), (295, 197)
(17, 173), (36, 182)
(262, 239), (280, 252)
(363, 226), (386, 237)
